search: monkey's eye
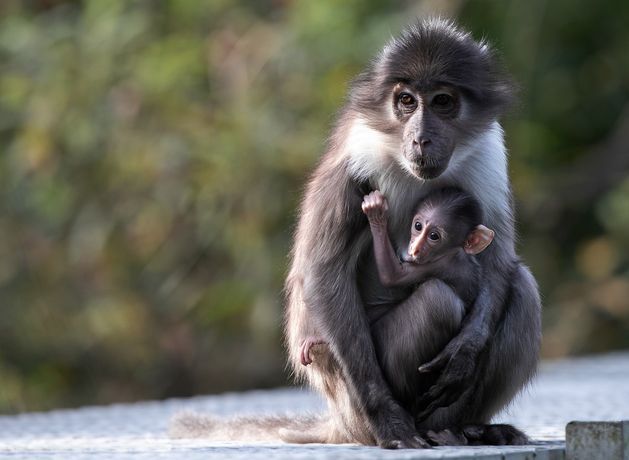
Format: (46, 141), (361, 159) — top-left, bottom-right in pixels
(414, 221), (422, 232)
(398, 93), (417, 109)
(428, 231), (440, 241)
(432, 93), (455, 110)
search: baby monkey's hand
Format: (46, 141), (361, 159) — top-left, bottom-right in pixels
(362, 190), (389, 228)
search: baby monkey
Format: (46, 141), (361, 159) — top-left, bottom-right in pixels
(300, 186), (495, 367)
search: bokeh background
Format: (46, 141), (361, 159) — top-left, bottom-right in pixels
(0, 0), (627, 413)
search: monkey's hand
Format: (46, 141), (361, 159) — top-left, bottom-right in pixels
(414, 336), (480, 421)
(362, 190), (389, 228)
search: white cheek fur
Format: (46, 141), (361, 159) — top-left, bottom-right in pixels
(344, 117), (400, 181)
(344, 119), (511, 229)
(445, 121), (511, 225)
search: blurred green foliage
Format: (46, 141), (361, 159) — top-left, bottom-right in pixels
(0, 0), (627, 412)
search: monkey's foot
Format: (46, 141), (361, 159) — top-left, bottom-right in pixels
(420, 424), (529, 446)
(299, 336), (327, 366)
(379, 436), (431, 449)
(462, 424), (529, 445)
(421, 428), (467, 446)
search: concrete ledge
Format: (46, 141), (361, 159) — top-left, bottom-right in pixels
(566, 421), (629, 460)
(0, 352), (627, 459)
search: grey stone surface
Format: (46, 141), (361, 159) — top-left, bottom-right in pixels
(0, 352), (628, 459)
(566, 421), (629, 460)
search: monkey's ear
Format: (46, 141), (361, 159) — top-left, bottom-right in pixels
(464, 225), (495, 255)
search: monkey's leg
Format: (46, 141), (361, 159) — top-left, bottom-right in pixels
(280, 340), (375, 445)
(464, 263), (540, 442)
(371, 279), (465, 409)
(300, 340), (430, 447)
(302, 341), (377, 445)
(418, 263), (541, 445)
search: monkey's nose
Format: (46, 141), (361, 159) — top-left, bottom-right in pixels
(413, 136), (431, 147)
(408, 239), (423, 259)
(412, 137), (432, 159)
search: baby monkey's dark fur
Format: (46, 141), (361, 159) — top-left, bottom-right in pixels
(363, 187), (492, 307)
(172, 18), (541, 448)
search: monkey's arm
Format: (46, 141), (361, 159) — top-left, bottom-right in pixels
(369, 224), (432, 288)
(362, 190), (430, 287)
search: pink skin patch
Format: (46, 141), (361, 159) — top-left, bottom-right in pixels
(300, 336), (327, 366)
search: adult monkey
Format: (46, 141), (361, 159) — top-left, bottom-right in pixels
(284, 19), (541, 448)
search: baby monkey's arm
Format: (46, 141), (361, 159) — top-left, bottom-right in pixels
(362, 191), (427, 288)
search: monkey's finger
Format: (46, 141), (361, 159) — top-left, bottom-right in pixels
(370, 198), (385, 213)
(417, 381), (474, 422)
(425, 429), (467, 446)
(412, 435), (432, 449)
(418, 353), (448, 374)
(362, 198), (377, 213)
(381, 436), (431, 449)
(399, 436), (431, 449)
(417, 382), (449, 410)
(416, 383), (461, 420)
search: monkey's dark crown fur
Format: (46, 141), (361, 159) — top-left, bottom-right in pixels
(351, 18), (515, 118)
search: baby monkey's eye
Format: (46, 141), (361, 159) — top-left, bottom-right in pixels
(414, 221), (422, 231)
(429, 231), (440, 241)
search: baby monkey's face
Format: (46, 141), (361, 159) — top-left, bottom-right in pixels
(405, 206), (495, 263)
(405, 208), (459, 265)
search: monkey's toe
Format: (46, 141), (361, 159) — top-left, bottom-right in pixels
(462, 424), (529, 445)
(423, 428), (467, 446)
(379, 436), (431, 449)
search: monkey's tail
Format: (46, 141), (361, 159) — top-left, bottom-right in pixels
(169, 411), (332, 444)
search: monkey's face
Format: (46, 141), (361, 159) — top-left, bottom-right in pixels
(393, 83), (462, 180)
(405, 211), (451, 264)
(351, 20), (515, 182)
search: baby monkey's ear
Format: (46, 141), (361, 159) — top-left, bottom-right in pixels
(464, 225), (495, 255)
